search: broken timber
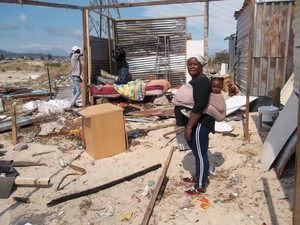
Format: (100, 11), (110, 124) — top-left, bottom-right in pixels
(0, 115), (47, 132)
(12, 161), (47, 167)
(141, 147), (174, 225)
(47, 163), (162, 207)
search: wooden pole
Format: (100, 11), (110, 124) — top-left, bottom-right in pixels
(204, 0), (209, 70)
(47, 67), (53, 99)
(86, 10), (93, 105)
(11, 102), (17, 145)
(15, 177), (50, 186)
(244, 0), (254, 141)
(293, 82), (300, 224)
(82, 9), (88, 107)
(107, 17), (112, 73)
(141, 147), (174, 225)
(81, 9), (88, 149)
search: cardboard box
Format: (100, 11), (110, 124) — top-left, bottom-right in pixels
(78, 103), (127, 160)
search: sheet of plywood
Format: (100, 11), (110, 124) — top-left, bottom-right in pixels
(226, 96), (258, 116)
(280, 73), (294, 106)
(260, 91), (298, 170)
(78, 103), (123, 118)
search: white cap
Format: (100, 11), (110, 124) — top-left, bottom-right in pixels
(72, 46), (81, 52)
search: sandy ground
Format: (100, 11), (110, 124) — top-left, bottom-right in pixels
(0, 71), (42, 84)
(0, 107), (294, 225)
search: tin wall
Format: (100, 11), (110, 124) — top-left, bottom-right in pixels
(115, 17), (187, 87)
(90, 36), (114, 84)
(235, 0), (294, 96)
(235, 4), (251, 95)
(293, 0), (300, 95)
(225, 34), (237, 74)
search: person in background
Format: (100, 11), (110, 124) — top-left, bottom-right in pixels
(113, 45), (129, 84)
(70, 46), (83, 108)
(172, 54), (214, 196)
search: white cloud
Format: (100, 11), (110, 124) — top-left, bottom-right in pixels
(0, 22), (19, 31)
(21, 43), (64, 51)
(43, 26), (68, 36)
(19, 13), (27, 22)
(73, 29), (83, 40)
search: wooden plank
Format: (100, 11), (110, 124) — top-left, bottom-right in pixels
(293, 78), (300, 224)
(82, 9), (88, 107)
(14, 177), (50, 186)
(280, 73), (294, 106)
(141, 147), (174, 225)
(245, 0), (254, 141)
(47, 164), (162, 207)
(11, 102), (17, 145)
(0, 0), (81, 10)
(260, 91), (298, 170)
(86, 0), (221, 10)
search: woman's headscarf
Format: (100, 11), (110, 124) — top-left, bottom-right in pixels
(187, 54), (207, 67)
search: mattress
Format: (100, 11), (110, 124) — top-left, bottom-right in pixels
(91, 84), (165, 98)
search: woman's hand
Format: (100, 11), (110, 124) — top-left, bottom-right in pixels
(184, 126), (192, 141)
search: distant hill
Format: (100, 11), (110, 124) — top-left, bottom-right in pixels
(0, 49), (68, 59)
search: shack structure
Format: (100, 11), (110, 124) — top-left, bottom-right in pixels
(232, 0), (294, 97)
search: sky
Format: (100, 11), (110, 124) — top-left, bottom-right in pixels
(0, 0), (244, 56)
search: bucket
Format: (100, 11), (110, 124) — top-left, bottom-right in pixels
(258, 106), (279, 130)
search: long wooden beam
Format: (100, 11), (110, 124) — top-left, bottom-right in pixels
(293, 80), (300, 224)
(85, 0), (221, 10)
(0, 0), (82, 9)
(141, 147), (174, 225)
(0, 0), (221, 10)
(244, 0), (254, 141)
(47, 163), (162, 207)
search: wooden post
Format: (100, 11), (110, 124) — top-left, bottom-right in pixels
(82, 9), (88, 107)
(11, 102), (17, 145)
(47, 67), (53, 99)
(244, 0), (254, 141)
(107, 17), (112, 73)
(14, 177), (50, 186)
(293, 80), (300, 224)
(204, 1), (209, 75)
(81, 9), (88, 149)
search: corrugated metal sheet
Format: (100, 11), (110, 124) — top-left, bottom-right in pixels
(234, 0), (294, 96)
(235, 4), (250, 95)
(115, 17), (187, 87)
(293, 0), (300, 95)
(90, 36), (115, 84)
(225, 34), (237, 74)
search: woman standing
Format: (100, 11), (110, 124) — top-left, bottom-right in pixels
(172, 55), (215, 195)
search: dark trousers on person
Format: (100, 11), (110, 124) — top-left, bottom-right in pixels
(187, 123), (210, 188)
(117, 67), (129, 84)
